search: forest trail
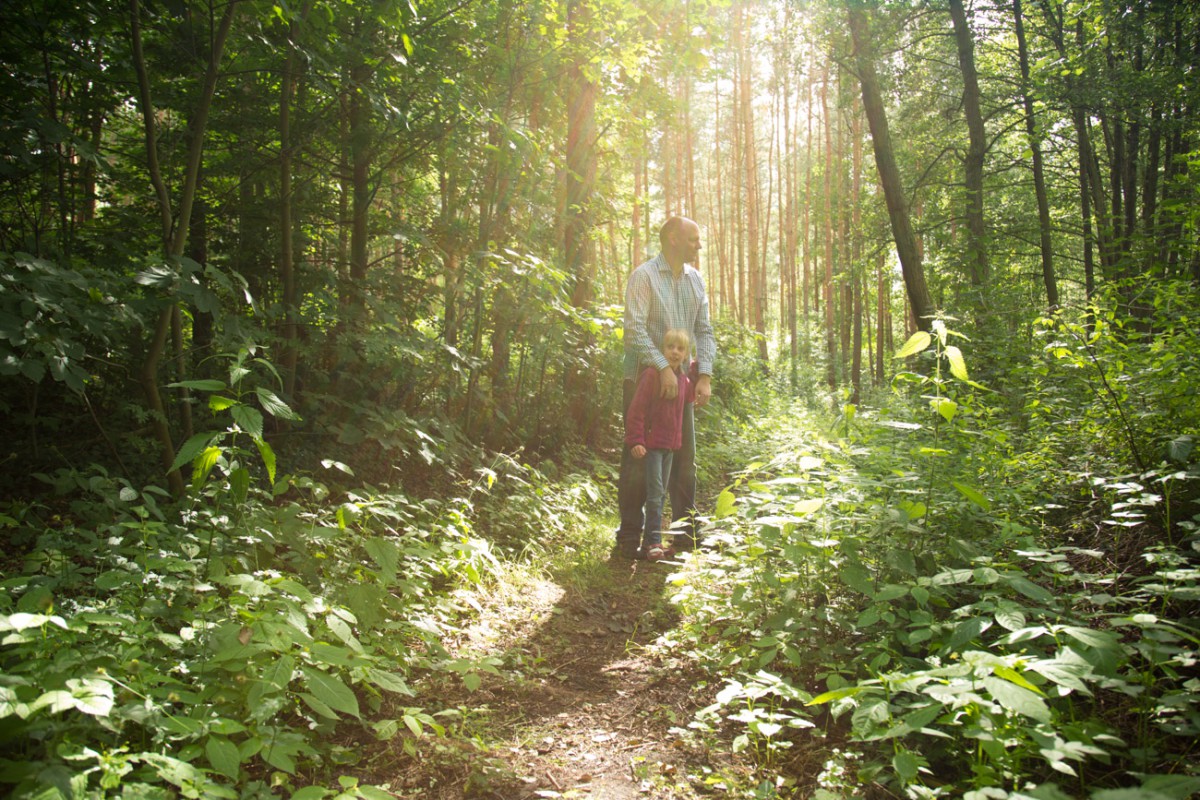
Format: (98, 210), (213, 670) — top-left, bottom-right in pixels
(387, 549), (735, 799)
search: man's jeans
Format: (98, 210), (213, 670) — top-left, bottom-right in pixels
(642, 449), (674, 549)
(617, 379), (697, 551)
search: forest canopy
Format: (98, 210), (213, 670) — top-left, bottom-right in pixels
(1, 0), (1198, 797)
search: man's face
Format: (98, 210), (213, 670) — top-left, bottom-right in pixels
(678, 223), (702, 264)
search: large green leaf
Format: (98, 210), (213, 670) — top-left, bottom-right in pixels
(256, 386), (299, 420)
(984, 676), (1051, 722)
(714, 488), (736, 518)
(301, 667), (360, 719)
(205, 735), (242, 780)
(169, 432), (219, 473)
(191, 446), (222, 490)
(167, 378), (226, 391)
(893, 750), (920, 781)
(944, 345), (969, 381)
(952, 481), (991, 510)
(895, 331), (932, 359)
(231, 405), (264, 438)
(254, 437), (277, 485)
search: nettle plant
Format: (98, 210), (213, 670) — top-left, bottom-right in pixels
(667, 321), (1200, 799)
(168, 346), (298, 503)
(0, 352), (501, 798)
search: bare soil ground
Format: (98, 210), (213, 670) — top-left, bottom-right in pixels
(375, 551), (759, 799)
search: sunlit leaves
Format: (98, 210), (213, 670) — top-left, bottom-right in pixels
(895, 331), (932, 359)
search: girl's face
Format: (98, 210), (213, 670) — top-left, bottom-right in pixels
(664, 338), (688, 369)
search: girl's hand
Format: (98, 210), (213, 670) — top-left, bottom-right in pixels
(631, 445), (646, 459)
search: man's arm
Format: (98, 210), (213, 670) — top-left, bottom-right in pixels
(691, 272), (716, 407)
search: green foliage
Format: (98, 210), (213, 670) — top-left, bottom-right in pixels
(0, 252), (134, 392)
(0, 423), (504, 797)
(661, 304), (1200, 798)
(169, 346), (298, 495)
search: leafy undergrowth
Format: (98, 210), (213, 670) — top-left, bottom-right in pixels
(4, 289), (1198, 800)
(657, 313), (1200, 799)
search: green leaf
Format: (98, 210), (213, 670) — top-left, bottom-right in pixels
(952, 481), (991, 510)
(806, 685), (866, 706)
(714, 489), (736, 518)
(167, 378), (226, 391)
(291, 788), (330, 800)
(141, 753), (201, 788)
(170, 432), (218, 474)
(893, 750), (920, 781)
(209, 395), (238, 412)
(948, 617), (986, 651)
(840, 563), (874, 596)
(1091, 791), (1172, 800)
(357, 787), (399, 800)
(944, 345), (968, 381)
(1004, 574), (1054, 603)
(994, 608), (1026, 632)
(463, 673), (482, 692)
(205, 735), (242, 780)
(301, 667), (360, 719)
(231, 405), (264, 438)
(230, 467), (250, 505)
(984, 676), (1051, 722)
(895, 331), (932, 359)
(300, 692), (339, 720)
(792, 498), (824, 515)
(255, 437), (277, 485)
(993, 665), (1044, 695)
(932, 396), (957, 423)
(367, 669), (413, 696)
(1028, 658), (1091, 694)
(256, 387), (299, 420)
(1136, 775), (1200, 800)
(67, 678), (113, 716)
(364, 538), (400, 581)
(192, 446), (222, 490)
(1061, 626), (1120, 652)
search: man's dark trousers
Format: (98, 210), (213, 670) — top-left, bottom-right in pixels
(616, 378), (698, 554)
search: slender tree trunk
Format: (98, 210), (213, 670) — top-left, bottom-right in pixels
(821, 63), (836, 389)
(949, 0), (989, 292)
(847, 1), (935, 331)
(1013, 0), (1058, 310)
(875, 250), (887, 383)
(279, 2), (311, 401)
(130, 0), (238, 497)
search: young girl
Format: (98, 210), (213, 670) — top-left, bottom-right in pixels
(624, 328), (692, 561)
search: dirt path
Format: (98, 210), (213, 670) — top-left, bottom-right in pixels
(381, 552), (743, 799)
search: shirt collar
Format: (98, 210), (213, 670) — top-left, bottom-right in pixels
(655, 252), (685, 276)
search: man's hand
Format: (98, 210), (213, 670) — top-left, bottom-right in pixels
(694, 374), (712, 407)
(659, 366), (678, 400)
(631, 444), (647, 459)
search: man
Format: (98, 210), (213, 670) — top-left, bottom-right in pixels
(617, 216), (716, 558)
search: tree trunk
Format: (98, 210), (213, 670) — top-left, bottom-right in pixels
(1013, 0), (1058, 310)
(847, 1), (935, 332)
(130, 0), (238, 497)
(821, 64), (837, 389)
(948, 0), (989, 292)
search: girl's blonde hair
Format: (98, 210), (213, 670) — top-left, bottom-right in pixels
(663, 328), (690, 350)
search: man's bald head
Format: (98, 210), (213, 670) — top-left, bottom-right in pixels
(660, 216), (702, 272)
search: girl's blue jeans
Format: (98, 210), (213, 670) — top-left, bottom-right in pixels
(642, 448), (674, 548)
